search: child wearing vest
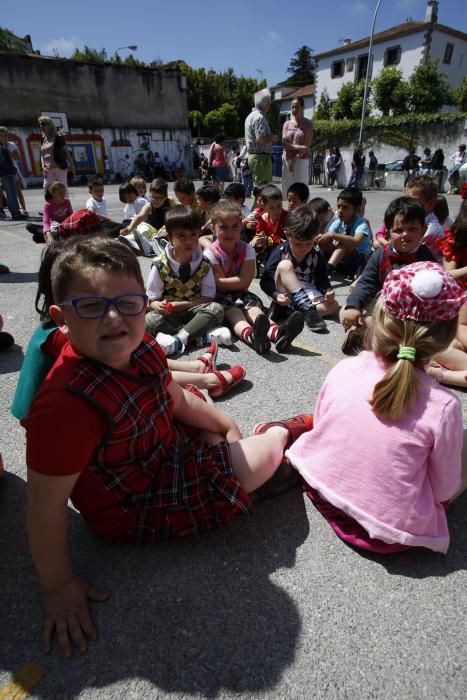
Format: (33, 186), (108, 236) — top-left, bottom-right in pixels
(22, 235), (312, 657)
(340, 197), (436, 355)
(145, 206), (228, 355)
(260, 205), (337, 333)
(205, 201), (305, 354)
(288, 262), (467, 555)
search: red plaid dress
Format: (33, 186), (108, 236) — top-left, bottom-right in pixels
(26, 338), (250, 541)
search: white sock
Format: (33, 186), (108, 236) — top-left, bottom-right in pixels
(176, 329), (190, 346)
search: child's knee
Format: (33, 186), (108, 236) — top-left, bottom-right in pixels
(204, 302), (224, 324)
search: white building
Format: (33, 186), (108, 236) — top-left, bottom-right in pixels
(314, 0), (466, 106)
(270, 84), (316, 125)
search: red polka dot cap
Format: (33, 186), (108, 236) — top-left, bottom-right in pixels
(381, 261), (467, 322)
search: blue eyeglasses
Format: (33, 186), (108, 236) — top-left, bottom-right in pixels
(58, 294), (148, 319)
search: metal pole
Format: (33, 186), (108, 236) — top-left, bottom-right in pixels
(359, 0), (383, 143)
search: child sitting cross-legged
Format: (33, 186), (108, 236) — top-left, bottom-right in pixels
(119, 182), (148, 227)
(120, 177), (176, 237)
(205, 201), (303, 353)
(317, 187), (372, 279)
(340, 197), (436, 355)
(22, 235), (312, 657)
(251, 184), (287, 264)
(287, 262), (467, 555)
(145, 205), (232, 355)
(26, 181), (73, 244)
(86, 177), (124, 238)
(260, 205), (338, 333)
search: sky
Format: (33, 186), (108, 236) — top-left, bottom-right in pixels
(3, 0), (466, 86)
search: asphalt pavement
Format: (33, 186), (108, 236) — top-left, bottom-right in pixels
(0, 183), (466, 699)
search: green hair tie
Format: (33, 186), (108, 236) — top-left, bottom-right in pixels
(397, 346), (416, 362)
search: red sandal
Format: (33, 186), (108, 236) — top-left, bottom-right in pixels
(253, 414), (313, 448)
(196, 340), (218, 374)
(208, 365), (246, 398)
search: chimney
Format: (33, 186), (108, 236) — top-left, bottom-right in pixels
(424, 0), (438, 24)
(343, 38), (351, 46)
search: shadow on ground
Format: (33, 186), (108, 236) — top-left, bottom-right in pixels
(0, 473), (309, 697)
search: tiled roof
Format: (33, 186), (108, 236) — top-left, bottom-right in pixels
(285, 84), (315, 98)
(314, 21), (467, 60)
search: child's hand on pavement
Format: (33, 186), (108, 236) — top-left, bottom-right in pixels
(341, 308), (363, 329)
(43, 575), (108, 658)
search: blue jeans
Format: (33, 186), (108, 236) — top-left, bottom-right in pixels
(242, 171), (253, 196)
(0, 175), (20, 217)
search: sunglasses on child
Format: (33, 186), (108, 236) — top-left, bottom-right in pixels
(58, 294), (148, 319)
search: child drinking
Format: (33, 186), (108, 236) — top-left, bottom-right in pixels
(287, 262), (467, 554)
(22, 235), (312, 656)
(26, 181), (73, 244)
(261, 205), (337, 333)
(205, 202), (302, 353)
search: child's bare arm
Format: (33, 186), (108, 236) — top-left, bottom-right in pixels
(212, 259), (256, 292)
(121, 202), (151, 234)
(168, 381), (242, 443)
(27, 469), (108, 657)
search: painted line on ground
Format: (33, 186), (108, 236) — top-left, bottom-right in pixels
(0, 662), (46, 699)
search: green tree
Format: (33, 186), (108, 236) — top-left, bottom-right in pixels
(332, 80), (369, 120)
(70, 46), (107, 62)
(0, 27), (27, 52)
(189, 110), (204, 137)
(314, 87), (332, 120)
(453, 76), (467, 112)
(407, 60), (450, 113)
(371, 67), (409, 115)
(204, 103), (238, 136)
(285, 45), (315, 86)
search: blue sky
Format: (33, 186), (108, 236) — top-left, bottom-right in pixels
(3, 0), (465, 86)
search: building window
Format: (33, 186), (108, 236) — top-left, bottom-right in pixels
(346, 58), (355, 72)
(384, 46), (401, 66)
(331, 60), (345, 78)
(443, 43), (454, 64)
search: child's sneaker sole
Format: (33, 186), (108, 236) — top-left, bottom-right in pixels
(250, 314), (270, 354)
(275, 311), (305, 353)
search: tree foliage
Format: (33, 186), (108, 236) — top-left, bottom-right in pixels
(371, 67), (409, 115)
(454, 76), (467, 112)
(203, 103), (238, 136)
(406, 60), (451, 113)
(332, 80), (368, 120)
(70, 46), (107, 63)
(285, 46), (315, 86)
(0, 26), (27, 52)
(314, 87), (332, 120)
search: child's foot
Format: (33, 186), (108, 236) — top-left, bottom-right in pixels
(204, 326), (233, 346)
(249, 315), (271, 354)
(0, 332), (15, 351)
(253, 414), (313, 448)
(155, 332), (184, 356)
(305, 306), (327, 332)
(208, 365), (246, 398)
(275, 311), (305, 352)
(196, 341), (218, 373)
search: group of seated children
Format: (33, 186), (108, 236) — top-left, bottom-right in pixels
(13, 230), (467, 658)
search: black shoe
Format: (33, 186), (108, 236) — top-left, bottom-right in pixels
(250, 314), (271, 354)
(32, 232), (45, 243)
(275, 311), (305, 352)
(267, 300), (290, 324)
(0, 332), (15, 351)
(305, 306), (327, 332)
(11, 214), (28, 221)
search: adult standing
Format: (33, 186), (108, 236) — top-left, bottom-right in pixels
(38, 116), (75, 193)
(281, 97), (314, 198)
(448, 144), (467, 193)
(0, 126), (25, 220)
(348, 142), (365, 189)
(208, 134), (227, 194)
(244, 88), (273, 187)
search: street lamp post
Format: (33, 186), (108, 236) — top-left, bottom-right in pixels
(115, 45), (138, 56)
(359, 0), (382, 143)
(256, 69), (264, 83)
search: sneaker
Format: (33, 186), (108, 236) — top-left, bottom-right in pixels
(0, 209), (7, 220)
(204, 326), (233, 346)
(305, 306), (327, 332)
(11, 214), (28, 221)
(132, 229), (153, 257)
(155, 332), (183, 356)
(249, 314), (271, 354)
(275, 311), (305, 352)
(254, 414), (314, 449)
(0, 262), (9, 274)
(32, 232), (45, 244)
(0, 332), (15, 351)
(341, 326), (365, 356)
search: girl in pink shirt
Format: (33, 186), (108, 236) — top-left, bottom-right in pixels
(287, 262), (467, 554)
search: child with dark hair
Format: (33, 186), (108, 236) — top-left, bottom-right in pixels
(340, 196), (436, 354)
(86, 178), (124, 238)
(26, 181), (73, 244)
(224, 182), (250, 218)
(309, 197), (336, 234)
(174, 177), (196, 207)
(433, 195), (452, 228)
(405, 174), (444, 259)
(261, 205), (337, 333)
(287, 182), (309, 210)
(120, 178), (176, 236)
(317, 187), (372, 278)
(197, 185), (222, 248)
(251, 184), (287, 264)
(118, 182), (148, 226)
(22, 234), (313, 657)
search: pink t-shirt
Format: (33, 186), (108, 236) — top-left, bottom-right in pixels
(42, 198), (73, 232)
(287, 352), (462, 553)
(282, 118), (313, 161)
(210, 143), (226, 168)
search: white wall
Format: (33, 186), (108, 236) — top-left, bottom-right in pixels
(278, 95), (315, 120)
(429, 30), (467, 87)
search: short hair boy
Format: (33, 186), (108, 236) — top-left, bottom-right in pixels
(287, 182), (309, 210)
(261, 205), (338, 332)
(340, 196), (436, 354)
(405, 174), (444, 259)
(174, 177), (196, 207)
(86, 177), (123, 237)
(145, 205), (224, 354)
(252, 184), (287, 259)
(318, 188), (372, 278)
